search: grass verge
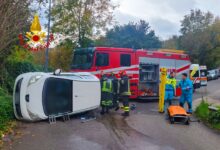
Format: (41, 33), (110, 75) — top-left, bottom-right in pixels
(0, 87), (15, 139)
(195, 100), (220, 130)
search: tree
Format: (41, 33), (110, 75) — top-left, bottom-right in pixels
(179, 10), (215, 64)
(0, 0), (47, 91)
(0, 0), (47, 63)
(162, 35), (179, 49)
(51, 0), (116, 47)
(0, 0), (30, 58)
(49, 40), (74, 71)
(180, 9), (214, 35)
(97, 20), (161, 49)
(177, 10), (220, 68)
(204, 19), (220, 68)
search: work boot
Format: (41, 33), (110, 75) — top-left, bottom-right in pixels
(115, 106), (119, 111)
(165, 113), (169, 120)
(106, 107), (109, 114)
(187, 103), (193, 114)
(121, 112), (129, 117)
(100, 107), (105, 115)
(187, 109), (193, 114)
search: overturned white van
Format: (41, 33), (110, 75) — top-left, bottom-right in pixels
(13, 72), (101, 121)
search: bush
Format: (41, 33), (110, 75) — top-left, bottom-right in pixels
(0, 88), (13, 135)
(208, 110), (220, 124)
(195, 100), (220, 130)
(195, 100), (209, 121)
(0, 47), (44, 93)
(2, 60), (38, 93)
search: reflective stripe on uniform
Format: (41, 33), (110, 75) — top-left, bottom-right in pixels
(101, 100), (112, 106)
(124, 106), (130, 112)
(120, 77), (131, 96)
(166, 77), (176, 88)
(101, 101), (106, 105)
(102, 80), (112, 93)
(106, 100), (113, 106)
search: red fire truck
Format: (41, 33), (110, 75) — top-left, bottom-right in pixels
(71, 47), (191, 99)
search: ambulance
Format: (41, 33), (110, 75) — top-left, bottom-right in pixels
(200, 65), (207, 86)
(71, 47), (191, 100)
(190, 64), (201, 89)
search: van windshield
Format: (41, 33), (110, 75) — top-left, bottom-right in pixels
(72, 48), (94, 70)
(190, 70), (199, 77)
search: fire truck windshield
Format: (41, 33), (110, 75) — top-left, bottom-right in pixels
(72, 49), (94, 70)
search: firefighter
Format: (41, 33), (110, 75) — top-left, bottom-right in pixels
(164, 72), (176, 112)
(109, 72), (120, 111)
(100, 72), (113, 115)
(119, 71), (131, 116)
(178, 73), (193, 114)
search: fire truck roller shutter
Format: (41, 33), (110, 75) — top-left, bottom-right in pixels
(159, 59), (175, 73)
(139, 57), (159, 64)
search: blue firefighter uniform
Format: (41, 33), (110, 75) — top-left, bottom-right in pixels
(164, 76), (176, 111)
(178, 77), (193, 113)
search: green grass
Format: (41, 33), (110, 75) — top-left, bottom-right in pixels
(195, 100), (209, 120)
(195, 100), (220, 130)
(0, 88), (14, 137)
(212, 124), (220, 129)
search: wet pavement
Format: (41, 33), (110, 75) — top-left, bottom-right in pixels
(2, 79), (220, 150)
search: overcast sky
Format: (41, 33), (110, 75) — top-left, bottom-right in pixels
(112, 0), (220, 40)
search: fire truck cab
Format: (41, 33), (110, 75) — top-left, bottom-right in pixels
(71, 47), (191, 100)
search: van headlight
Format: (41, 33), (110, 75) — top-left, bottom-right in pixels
(28, 75), (42, 86)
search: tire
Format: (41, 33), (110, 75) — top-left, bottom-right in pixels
(170, 117), (174, 124)
(185, 118), (190, 125)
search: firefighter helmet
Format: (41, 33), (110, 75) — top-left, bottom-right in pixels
(119, 70), (126, 76)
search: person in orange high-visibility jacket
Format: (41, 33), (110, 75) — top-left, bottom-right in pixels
(119, 71), (131, 117)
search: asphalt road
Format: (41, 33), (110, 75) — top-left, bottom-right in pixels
(2, 79), (220, 150)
